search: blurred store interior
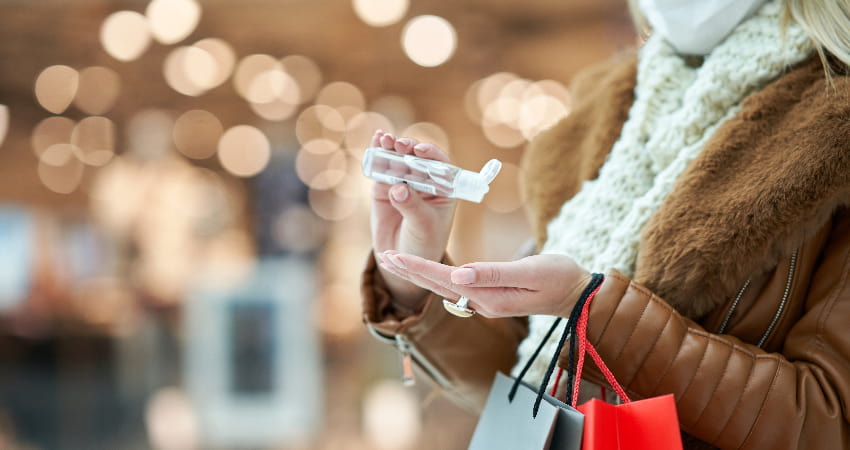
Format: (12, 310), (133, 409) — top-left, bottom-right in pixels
(0, 0), (634, 448)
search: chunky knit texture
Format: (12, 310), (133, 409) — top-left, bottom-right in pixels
(515, 0), (814, 385)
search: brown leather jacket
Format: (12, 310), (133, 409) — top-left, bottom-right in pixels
(362, 54), (850, 449)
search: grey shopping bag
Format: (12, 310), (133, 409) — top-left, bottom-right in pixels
(467, 372), (584, 450)
(468, 275), (607, 450)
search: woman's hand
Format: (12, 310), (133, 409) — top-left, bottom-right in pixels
(376, 251), (593, 318)
(369, 130), (457, 310)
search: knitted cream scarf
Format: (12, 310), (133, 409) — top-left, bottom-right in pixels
(514, 0), (813, 385)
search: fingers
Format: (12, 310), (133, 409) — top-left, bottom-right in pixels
(450, 259), (541, 288)
(412, 142), (450, 163)
(370, 129), (385, 148)
(371, 130), (448, 162)
(382, 251), (506, 301)
(377, 252), (461, 299)
(386, 183), (431, 229)
(377, 252), (493, 316)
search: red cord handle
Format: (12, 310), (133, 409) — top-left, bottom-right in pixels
(571, 285), (631, 405)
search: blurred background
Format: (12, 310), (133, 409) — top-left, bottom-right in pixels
(0, 0), (635, 448)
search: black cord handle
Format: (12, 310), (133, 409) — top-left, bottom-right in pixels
(507, 273), (605, 418)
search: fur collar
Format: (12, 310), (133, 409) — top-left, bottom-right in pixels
(524, 55), (850, 319)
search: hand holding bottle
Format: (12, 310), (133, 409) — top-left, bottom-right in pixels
(369, 130), (457, 310)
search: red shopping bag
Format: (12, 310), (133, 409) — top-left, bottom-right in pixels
(577, 395), (680, 450)
(566, 282), (683, 450)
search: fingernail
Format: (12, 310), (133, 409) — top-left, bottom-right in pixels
(452, 268), (476, 285)
(390, 184), (408, 202)
(388, 254), (407, 269)
(398, 137), (412, 147)
(413, 143), (428, 151)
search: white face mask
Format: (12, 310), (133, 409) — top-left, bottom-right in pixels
(638, 0), (768, 55)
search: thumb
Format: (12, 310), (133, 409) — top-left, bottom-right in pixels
(388, 183), (429, 228)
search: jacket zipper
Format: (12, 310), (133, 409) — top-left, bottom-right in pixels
(757, 249), (798, 348)
(394, 334), (451, 388)
(717, 278), (751, 334)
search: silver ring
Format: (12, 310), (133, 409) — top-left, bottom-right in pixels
(443, 295), (476, 318)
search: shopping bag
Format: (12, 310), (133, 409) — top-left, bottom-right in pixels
(577, 395), (681, 450)
(467, 274), (608, 450)
(467, 372), (583, 450)
(566, 277), (683, 450)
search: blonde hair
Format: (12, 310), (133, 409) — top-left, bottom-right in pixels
(626, 0), (850, 74)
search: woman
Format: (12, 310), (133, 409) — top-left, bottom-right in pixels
(362, 0), (850, 448)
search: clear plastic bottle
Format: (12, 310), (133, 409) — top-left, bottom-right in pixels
(361, 147), (502, 203)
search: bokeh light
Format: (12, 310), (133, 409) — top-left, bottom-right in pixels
(172, 110), (223, 159)
(308, 188), (357, 221)
(295, 146), (348, 190)
(362, 380), (421, 450)
(280, 55), (322, 104)
(249, 98), (299, 122)
(70, 116), (116, 166)
(126, 109), (176, 160)
(31, 116), (75, 159)
(37, 143), (85, 194)
(482, 120), (525, 148)
(100, 11), (152, 62)
(473, 72), (517, 119)
(89, 156), (150, 237)
(183, 46), (218, 91)
(74, 66), (121, 115)
(344, 111), (394, 158)
(518, 94), (570, 140)
(34, 65), (79, 114)
(163, 46), (206, 97)
(248, 69), (300, 106)
(468, 73), (572, 147)
(295, 105), (347, 146)
(146, 0), (202, 45)
(316, 82), (365, 113)
(217, 125), (271, 177)
(401, 15), (456, 67)
(352, 0), (409, 27)
(302, 138), (341, 155)
(233, 54), (279, 101)
(193, 38), (236, 89)
(401, 121), (450, 153)
(144, 387), (199, 450)
(371, 95), (415, 129)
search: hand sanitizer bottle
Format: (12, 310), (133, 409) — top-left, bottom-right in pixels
(361, 147), (502, 203)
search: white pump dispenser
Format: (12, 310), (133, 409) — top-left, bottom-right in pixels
(361, 147), (502, 203)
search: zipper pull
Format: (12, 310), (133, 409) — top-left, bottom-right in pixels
(395, 335), (416, 386)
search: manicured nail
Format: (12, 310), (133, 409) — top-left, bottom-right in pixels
(452, 268), (476, 285)
(388, 254), (407, 269)
(390, 184), (408, 202)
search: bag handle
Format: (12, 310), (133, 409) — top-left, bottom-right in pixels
(571, 284), (631, 405)
(508, 273), (605, 417)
